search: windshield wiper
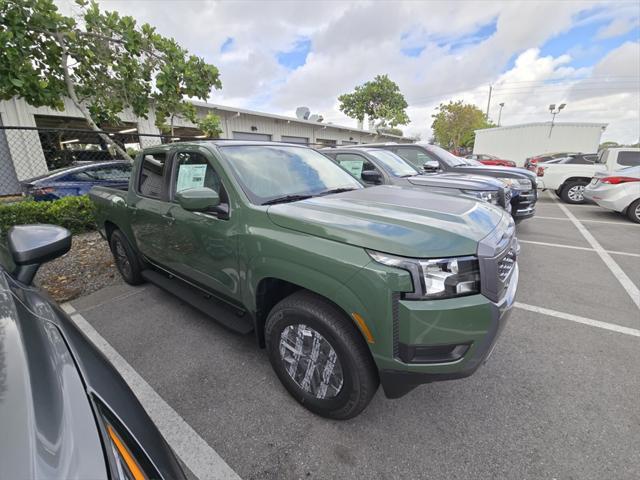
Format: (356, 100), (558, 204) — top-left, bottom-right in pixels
(317, 187), (358, 196)
(262, 194), (313, 206)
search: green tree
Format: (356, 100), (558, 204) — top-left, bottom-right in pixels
(197, 112), (223, 138)
(431, 101), (493, 149)
(0, 0), (221, 160)
(599, 141), (620, 150)
(338, 74), (409, 128)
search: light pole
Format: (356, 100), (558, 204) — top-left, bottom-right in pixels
(548, 103), (566, 137)
(497, 102), (505, 126)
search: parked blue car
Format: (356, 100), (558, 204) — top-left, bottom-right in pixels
(21, 160), (132, 201)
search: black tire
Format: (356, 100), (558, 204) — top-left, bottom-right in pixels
(627, 199), (640, 223)
(265, 291), (379, 420)
(109, 229), (145, 285)
(560, 180), (588, 204)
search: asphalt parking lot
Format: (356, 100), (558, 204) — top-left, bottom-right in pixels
(67, 193), (640, 480)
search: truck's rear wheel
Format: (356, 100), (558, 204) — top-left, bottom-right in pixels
(109, 229), (145, 285)
(265, 291), (379, 420)
(560, 180), (588, 204)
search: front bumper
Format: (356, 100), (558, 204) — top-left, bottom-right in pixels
(511, 188), (537, 220)
(379, 263), (518, 399)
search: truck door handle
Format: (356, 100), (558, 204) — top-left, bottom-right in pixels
(162, 213), (175, 225)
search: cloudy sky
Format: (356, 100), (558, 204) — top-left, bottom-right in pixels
(59, 0), (639, 143)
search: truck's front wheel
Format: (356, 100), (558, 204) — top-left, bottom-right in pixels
(265, 291), (379, 420)
(109, 229), (145, 285)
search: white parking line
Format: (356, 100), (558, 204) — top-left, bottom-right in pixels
(62, 304), (242, 480)
(518, 239), (640, 258)
(534, 216), (639, 226)
(515, 302), (640, 337)
(548, 192), (640, 310)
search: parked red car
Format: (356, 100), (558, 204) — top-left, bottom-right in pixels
(465, 154), (516, 167)
(524, 152), (581, 171)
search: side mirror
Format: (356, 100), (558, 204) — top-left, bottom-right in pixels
(176, 187), (221, 212)
(8, 224), (72, 284)
(361, 170), (382, 185)
(423, 160), (440, 172)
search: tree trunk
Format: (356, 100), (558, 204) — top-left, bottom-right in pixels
(57, 33), (133, 162)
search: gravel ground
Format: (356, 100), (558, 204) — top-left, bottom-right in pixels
(37, 230), (122, 302)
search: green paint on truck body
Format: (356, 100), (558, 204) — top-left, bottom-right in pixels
(90, 141), (518, 398)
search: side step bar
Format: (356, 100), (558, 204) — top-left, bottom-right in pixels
(141, 269), (253, 335)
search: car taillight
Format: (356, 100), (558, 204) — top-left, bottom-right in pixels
(600, 176), (640, 185)
(530, 158), (540, 164)
(537, 167), (545, 177)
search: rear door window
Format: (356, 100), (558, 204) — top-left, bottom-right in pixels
(394, 147), (436, 169)
(618, 151), (640, 167)
(138, 152), (168, 199)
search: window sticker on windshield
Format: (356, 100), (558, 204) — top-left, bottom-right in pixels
(339, 160), (364, 178)
(176, 164), (207, 191)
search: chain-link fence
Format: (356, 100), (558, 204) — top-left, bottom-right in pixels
(0, 126), (215, 196)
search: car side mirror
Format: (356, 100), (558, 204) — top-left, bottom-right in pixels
(8, 224), (72, 285)
(176, 187), (221, 212)
(423, 160), (440, 172)
(361, 170), (382, 185)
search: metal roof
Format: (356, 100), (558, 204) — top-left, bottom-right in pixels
(189, 100), (413, 140)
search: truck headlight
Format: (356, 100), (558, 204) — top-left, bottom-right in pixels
(461, 189), (499, 205)
(499, 177), (532, 190)
(368, 251), (481, 300)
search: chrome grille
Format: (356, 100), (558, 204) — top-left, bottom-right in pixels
(498, 248), (516, 281)
(502, 188), (512, 207)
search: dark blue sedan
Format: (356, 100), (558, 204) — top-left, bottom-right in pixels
(21, 161), (131, 201)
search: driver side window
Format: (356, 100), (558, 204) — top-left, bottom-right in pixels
(173, 151), (222, 194)
(335, 153), (381, 184)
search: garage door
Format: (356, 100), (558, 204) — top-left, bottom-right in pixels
(232, 131), (272, 141)
(281, 135), (309, 145)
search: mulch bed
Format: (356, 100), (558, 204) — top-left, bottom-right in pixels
(36, 230), (123, 303)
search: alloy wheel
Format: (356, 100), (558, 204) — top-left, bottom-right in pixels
(114, 239), (132, 279)
(567, 185), (585, 202)
(279, 324), (344, 399)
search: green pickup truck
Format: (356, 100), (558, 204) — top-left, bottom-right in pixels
(90, 141), (519, 419)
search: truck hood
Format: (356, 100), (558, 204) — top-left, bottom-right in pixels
(267, 185), (504, 257)
(407, 172), (504, 191)
(451, 165), (536, 181)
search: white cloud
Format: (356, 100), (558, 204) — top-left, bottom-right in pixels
(597, 17), (639, 39)
(55, 0), (639, 143)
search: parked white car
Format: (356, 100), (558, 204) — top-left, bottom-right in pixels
(536, 148), (640, 204)
(584, 166), (640, 223)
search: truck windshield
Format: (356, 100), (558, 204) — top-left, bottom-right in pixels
(425, 145), (467, 167)
(367, 150), (418, 177)
(220, 145), (363, 205)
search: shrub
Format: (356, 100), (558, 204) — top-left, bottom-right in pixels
(0, 195), (96, 235)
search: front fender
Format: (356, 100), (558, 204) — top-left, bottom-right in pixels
(241, 228), (376, 340)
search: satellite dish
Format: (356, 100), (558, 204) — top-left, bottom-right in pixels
(296, 106), (310, 120)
